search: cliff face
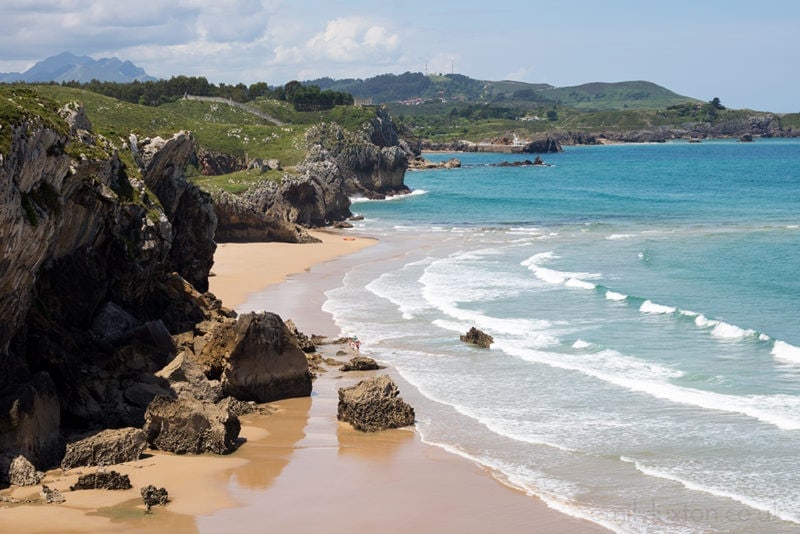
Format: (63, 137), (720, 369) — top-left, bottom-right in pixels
(302, 108), (410, 200)
(0, 92), (311, 473)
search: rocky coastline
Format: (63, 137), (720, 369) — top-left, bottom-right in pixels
(0, 90), (415, 507)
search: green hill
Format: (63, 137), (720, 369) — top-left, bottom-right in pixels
(541, 81), (700, 111)
(308, 73), (697, 110)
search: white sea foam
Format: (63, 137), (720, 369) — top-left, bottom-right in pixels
(772, 340), (800, 364)
(565, 278), (597, 290)
(711, 321), (755, 340)
(572, 339), (593, 350)
(605, 291), (628, 301)
(503, 345), (800, 430)
(621, 457), (800, 525)
(607, 233), (634, 240)
(639, 300), (676, 314)
(693, 314), (718, 328)
(350, 189), (428, 203)
(521, 252), (601, 287)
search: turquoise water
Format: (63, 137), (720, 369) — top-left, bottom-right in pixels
(323, 140), (800, 532)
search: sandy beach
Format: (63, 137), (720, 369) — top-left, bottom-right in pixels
(1, 228), (606, 533)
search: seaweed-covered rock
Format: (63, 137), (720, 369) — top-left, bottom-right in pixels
(337, 375), (415, 432)
(61, 428), (147, 469)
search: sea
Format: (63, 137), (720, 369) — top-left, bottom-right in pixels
(315, 139), (800, 533)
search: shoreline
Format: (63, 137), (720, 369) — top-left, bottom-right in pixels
(1, 228), (607, 533)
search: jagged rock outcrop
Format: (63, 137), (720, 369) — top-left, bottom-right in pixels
(284, 319), (316, 353)
(198, 149), (243, 176)
(70, 470), (132, 491)
(60, 428), (147, 469)
(302, 109), (411, 200)
(407, 156), (461, 170)
(460, 327), (494, 348)
(337, 375), (415, 432)
(132, 132), (217, 292)
(143, 394), (240, 455)
(243, 158), (352, 227)
(197, 312), (313, 403)
(1, 455), (44, 486)
(212, 189), (318, 243)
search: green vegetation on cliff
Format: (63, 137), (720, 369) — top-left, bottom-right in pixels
(0, 86), (69, 155)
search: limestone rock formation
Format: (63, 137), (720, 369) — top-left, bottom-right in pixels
(133, 132), (217, 292)
(212, 189), (316, 243)
(460, 327), (494, 349)
(61, 428), (148, 469)
(197, 312), (312, 403)
(408, 156), (461, 170)
(1, 455), (45, 486)
(302, 115), (410, 200)
(244, 159), (352, 227)
(337, 375), (415, 432)
(143, 395), (240, 455)
(70, 470), (132, 491)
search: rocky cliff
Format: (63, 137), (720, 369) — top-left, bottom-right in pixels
(0, 89), (311, 476)
(211, 107), (411, 238)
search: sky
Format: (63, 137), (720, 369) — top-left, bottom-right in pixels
(1, 0), (798, 112)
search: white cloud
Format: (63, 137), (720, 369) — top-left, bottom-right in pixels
(302, 17), (400, 63)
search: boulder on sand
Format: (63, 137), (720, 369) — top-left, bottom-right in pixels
(143, 395), (240, 455)
(337, 375), (415, 432)
(61, 428), (147, 469)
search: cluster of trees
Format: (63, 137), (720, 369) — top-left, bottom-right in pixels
(57, 76), (353, 110)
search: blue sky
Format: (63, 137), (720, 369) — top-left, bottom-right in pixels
(1, 0), (798, 111)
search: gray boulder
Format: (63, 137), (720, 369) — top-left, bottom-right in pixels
(337, 375), (415, 432)
(143, 395), (240, 455)
(61, 427), (148, 469)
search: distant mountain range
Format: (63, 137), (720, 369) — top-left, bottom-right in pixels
(0, 52), (157, 84)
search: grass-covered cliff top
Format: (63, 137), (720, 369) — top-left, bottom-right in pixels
(20, 85), (382, 193)
(0, 86), (69, 155)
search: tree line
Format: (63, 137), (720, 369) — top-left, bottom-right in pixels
(54, 76), (353, 110)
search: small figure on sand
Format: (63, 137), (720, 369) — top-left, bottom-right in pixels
(349, 336), (361, 353)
